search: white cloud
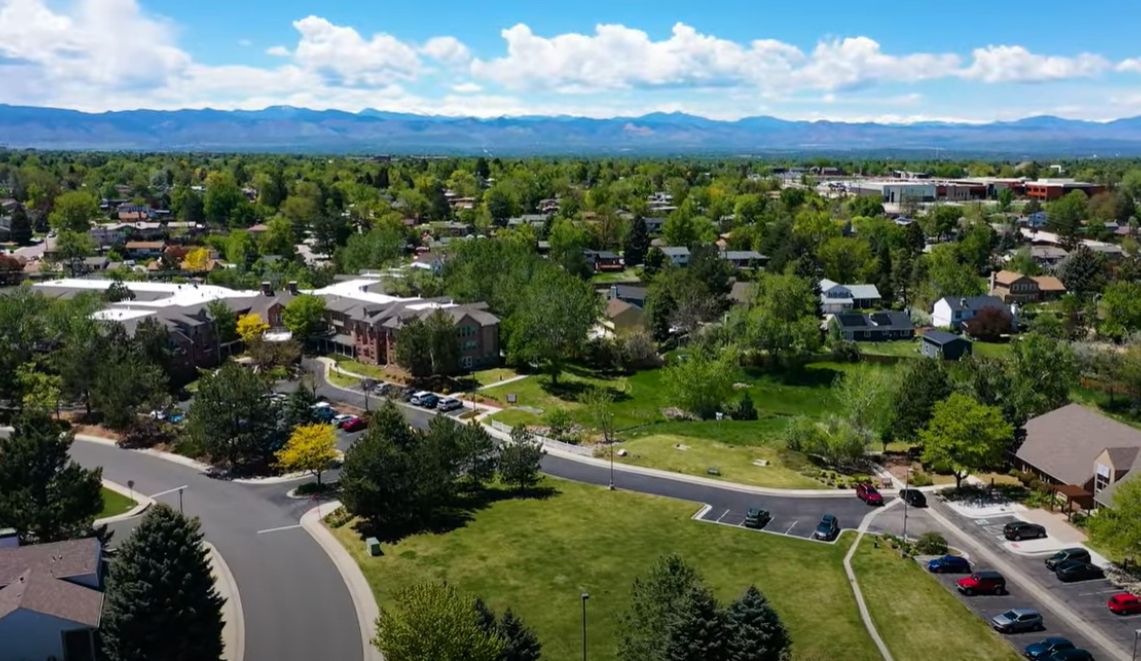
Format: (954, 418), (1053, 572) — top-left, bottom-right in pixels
(961, 45), (1109, 83)
(289, 15), (422, 84)
(422, 36), (471, 66)
(1117, 58), (1141, 74)
(266, 45), (290, 57)
(451, 81), (483, 94)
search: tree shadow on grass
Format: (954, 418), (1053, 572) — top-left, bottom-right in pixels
(351, 483), (559, 545)
(743, 364), (840, 388)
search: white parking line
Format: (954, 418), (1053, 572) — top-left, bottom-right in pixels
(256, 524), (303, 535)
(1077, 588), (1120, 596)
(716, 509), (730, 523)
(785, 520), (799, 535)
(148, 485), (188, 498)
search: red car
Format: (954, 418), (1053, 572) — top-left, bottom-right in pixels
(855, 483), (884, 506)
(1107, 593), (1141, 615)
(339, 416), (367, 432)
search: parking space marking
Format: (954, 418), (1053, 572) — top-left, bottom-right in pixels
(256, 524), (302, 535)
(785, 520), (799, 535)
(716, 509), (730, 523)
(1077, 587), (1120, 596)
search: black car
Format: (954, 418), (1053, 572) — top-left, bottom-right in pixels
(1054, 560), (1104, 583)
(1045, 548), (1091, 570)
(1047, 650), (1094, 661)
(1003, 521), (1047, 541)
(743, 508), (771, 529)
(1024, 637), (1075, 660)
(814, 514), (839, 541)
(899, 488), (927, 507)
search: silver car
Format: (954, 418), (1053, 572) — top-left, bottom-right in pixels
(990, 608), (1043, 634)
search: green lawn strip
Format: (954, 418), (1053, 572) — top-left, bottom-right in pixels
(856, 340), (921, 358)
(330, 355), (388, 380)
(471, 367), (523, 387)
(98, 486), (137, 519)
(1070, 385), (1141, 430)
(331, 478), (878, 661)
(327, 369), (361, 389)
(589, 268), (641, 284)
(850, 536), (1021, 661)
(971, 341), (1014, 360)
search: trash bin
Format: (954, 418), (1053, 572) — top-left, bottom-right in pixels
(365, 537), (381, 556)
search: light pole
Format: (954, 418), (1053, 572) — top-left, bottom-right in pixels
(178, 486), (184, 515)
(580, 592), (590, 661)
(608, 441), (615, 491)
(902, 467), (911, 543)
(1132, 628), (1140, 661)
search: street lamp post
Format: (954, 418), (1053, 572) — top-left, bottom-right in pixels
(580, 592), (590, 661)
(902, 467), (911, 542)
(608, 441), (615, 491)
(1132, 628), (1140, 661)
(177, 486), (184, 515)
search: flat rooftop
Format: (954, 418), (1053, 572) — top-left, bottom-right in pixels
(35, 278), (259, 308)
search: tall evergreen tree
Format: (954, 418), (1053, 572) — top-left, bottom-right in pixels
(8, 203), (32, 245)
(0, 414), (103, 543)
(101, 505), (225, 661)
(498, 609), (542, 661)
(624, 216), (651, 267)
(619, 554), (705, 661)
(664, 585), (727, 661)
(724, 586), (791, 661)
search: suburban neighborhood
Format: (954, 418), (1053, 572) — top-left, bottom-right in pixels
(4, 3), (1141, 660)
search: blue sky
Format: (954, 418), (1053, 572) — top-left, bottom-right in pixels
(2, 0), (1141, 121)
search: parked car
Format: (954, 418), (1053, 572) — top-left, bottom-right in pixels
(899, 488), (927, 507)
(927, 555), (971, 574)
(855, 483), (884, 506)
(410, 391), (439, 408)
(813, 514), (839, 541)
(1024, 637), (1075, 659)
(311, 402), (335, 422)
(743, 508), (771, 529)
(990, 608), (1043, 634)
(1045, 548), (1090, 570)
(1003, 521), (1047, 541)
(1107, 592), (1141, 615)
(1045, 650), (1093, 661)
(339, 416), (367, 432)
(956, 571), (1006, 595)
(437, 397), (463, 412)
(331, 413), (353, 426)
(1054, 560), (1104, 583)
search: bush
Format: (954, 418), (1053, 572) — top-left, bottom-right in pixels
(543, 408), (574, 441)
(830, 340), (861, 363)
(619, 331), (662, 370)
(323, 506), (352, 528)
(908, 471), (934, 487)
(914, 532), (948, 555)
(731, 392), (758, 420)
(117, 418), (174, 449)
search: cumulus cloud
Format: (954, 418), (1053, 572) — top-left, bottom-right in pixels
(961, 45), (1109, 83)
(266, 45), (290, 57)
(1117, 58), (1141, 74)
(422, 36), (471, 66)
(289, 15), (422, 84)
(451, 81), (483, 93)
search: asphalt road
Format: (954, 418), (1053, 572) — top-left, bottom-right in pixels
(71, 441), (362, 661)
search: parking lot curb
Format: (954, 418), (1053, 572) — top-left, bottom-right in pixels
(205, 542), (245, 661)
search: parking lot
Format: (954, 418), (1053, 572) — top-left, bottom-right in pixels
(697, 497), (887, 542)
(933, 507), (1141, 658)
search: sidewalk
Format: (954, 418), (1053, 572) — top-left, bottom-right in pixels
(206, 542), (245, 661)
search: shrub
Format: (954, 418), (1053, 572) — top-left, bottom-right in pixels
(619, 331), (663, 370)
(543, 408), (574, 441)
(908, 471), (934, 487)
(118, 418), (174, 449)
(323, 506), (352, 528)
(731, 391), (758, 420)
(830, 340), (861, 363)
(914, 532), (948, 555)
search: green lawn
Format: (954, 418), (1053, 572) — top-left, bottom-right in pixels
(471, 367), (523, 387)
(331, 478), (879, 661)
(330, 356), (388, 380)
(98, 487), (137, 519)
(851, 537), (1020, 661)
(856, 340), (920, 358)
(327, 369), (361, 388)
(589, 268), (641, 284)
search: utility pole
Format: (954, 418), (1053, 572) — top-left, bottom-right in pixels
(902, 467), (910, 545)
(580, 592), (590, 661)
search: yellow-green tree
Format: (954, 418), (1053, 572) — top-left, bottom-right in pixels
(276, 423), (337, 486)
(182, 247), (212, 272)
(236, 313), (268, 344)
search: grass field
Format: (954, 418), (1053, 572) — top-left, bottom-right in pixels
(857, 338), (1013, 360)
(331, 477), (879, 661)
(851, 537), (1021, 661)
(330, 355), (388, 380)
(98, 487), (137, 519)
(471, 367), (523, 387)
(589, 268), (641, 284)
(327, 369), (360, 388)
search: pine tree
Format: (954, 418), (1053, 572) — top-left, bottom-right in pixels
(624, 216), (651, 267)
(664, 585), (727, 661)
(619, 554), (705, 660)
(101, 504), (225, 661)
(724, 586), (791, 661)
(9, 203), (32, 245)
(498, 609), (542, 661)
(0, 414), (103, 543)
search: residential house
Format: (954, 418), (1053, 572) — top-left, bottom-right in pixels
(602, 298), (645, 336)
(506, 214), (549, 229)
(919, 330), (972, 360)
(829, 311), (914, 342)
(1004, 246), (1068, 269)
(989, 270), (1067, 304)
(116, 203), (150, 222)
(931, 295), (1015, 330)
(1014, 403), (1141, 509)
(123, 240), (165, 260)
(584, 250), (624, 272)
(659, 246), (690, 267)
(642, 217), (665, 234)
(0, 538), (104, 661)
(608, 284), (648, 308)
(720, 250), (767, 270)
(819, 279), (882, 314)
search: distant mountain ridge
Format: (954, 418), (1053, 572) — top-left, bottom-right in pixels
(1, 104), (1141, 155)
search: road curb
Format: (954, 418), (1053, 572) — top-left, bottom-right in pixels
(205, 542), (245, 661)
(75, 433), (215, 472)
(95, 478), (153, 524)
(300, 501), (384, 661)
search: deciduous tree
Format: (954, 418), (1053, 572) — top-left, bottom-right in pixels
(374, 583), (503, 661)
(276, 423), (338, 486)
(236, 312), (269, 343)
(48, 190), (100, 232)
(1087, 477), (1141, 565)
(282, 294), (327, 340)
(498, 427), (544, 492)
(920, 393), (1012, 488)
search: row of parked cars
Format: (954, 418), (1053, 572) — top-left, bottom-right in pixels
(370, 383), (464, 412)
(924, 545), (1141, 659)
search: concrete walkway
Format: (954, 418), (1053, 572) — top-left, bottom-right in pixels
(300, 502), (384, 661)
(843, 501), (899, 661)
(476, 373), (530, 390)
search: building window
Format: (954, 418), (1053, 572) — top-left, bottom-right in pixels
(463, 340), (478, 350)
(458, 325), (477, 338)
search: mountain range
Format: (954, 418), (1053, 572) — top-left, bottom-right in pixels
(3, 104), (1141, 155)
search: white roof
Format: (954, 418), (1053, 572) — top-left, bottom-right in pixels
(34, 278), (259, 308)
(819, 279), (881, 300)
(91, 308), (156, 322)
(306, 278), (458, 310)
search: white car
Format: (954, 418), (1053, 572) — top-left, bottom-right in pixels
(436, 397), (462, 412)
(331, 413), (353, 426)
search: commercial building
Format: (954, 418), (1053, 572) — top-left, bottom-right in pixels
(1023, 179), (1105, 201)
